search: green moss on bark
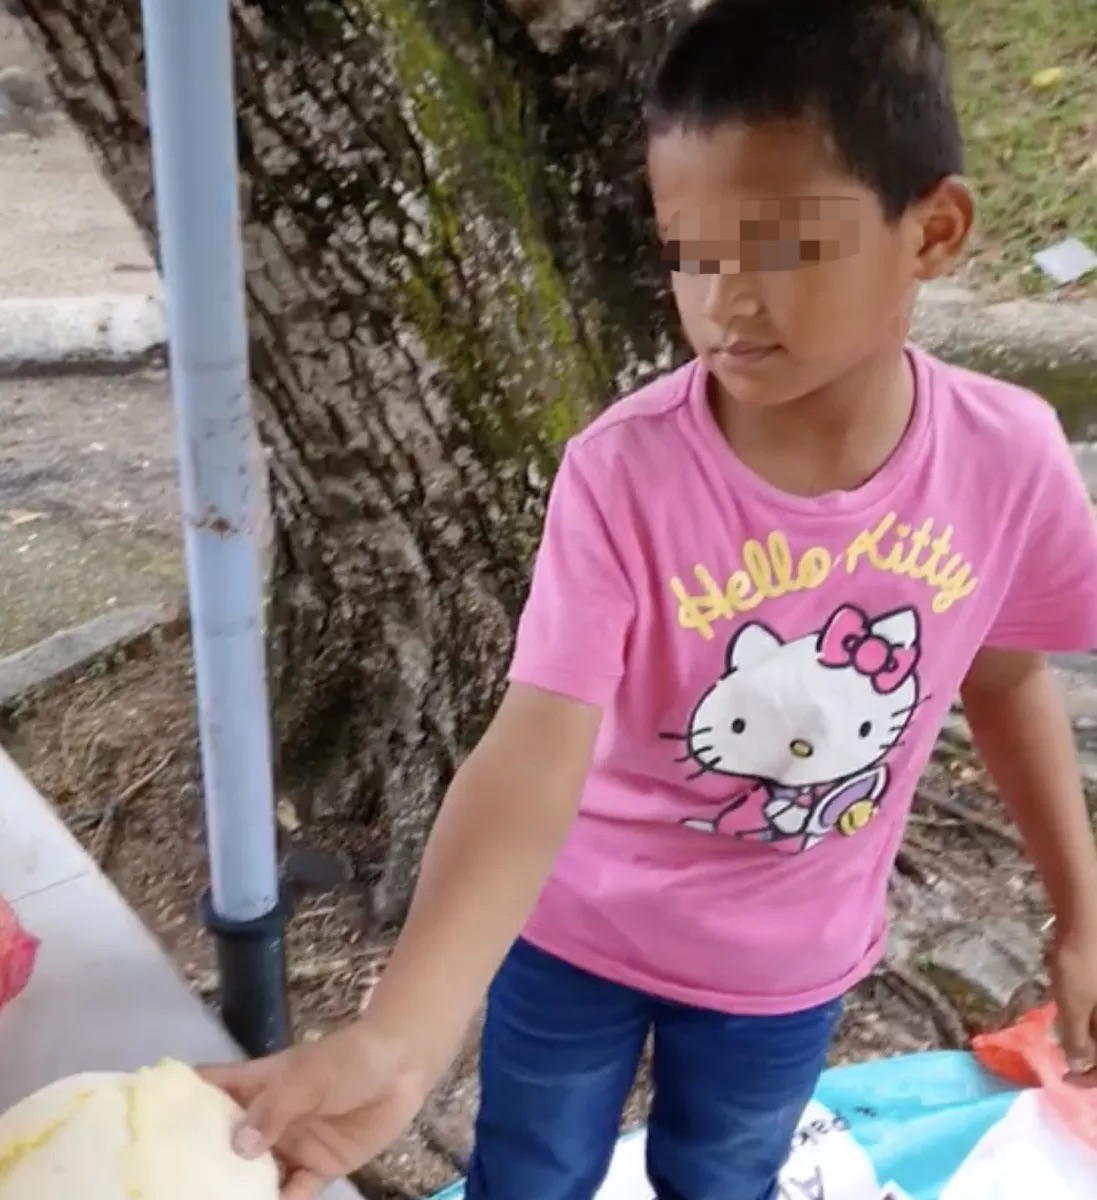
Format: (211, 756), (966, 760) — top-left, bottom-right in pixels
(369, 0), (609, 466)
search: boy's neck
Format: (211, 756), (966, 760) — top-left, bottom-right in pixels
(710, 347), (915, 497)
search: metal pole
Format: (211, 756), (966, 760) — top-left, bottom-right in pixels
(140, 0), (290, 1056)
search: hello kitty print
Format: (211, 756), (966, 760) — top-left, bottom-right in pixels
(664, 604), (923, 854)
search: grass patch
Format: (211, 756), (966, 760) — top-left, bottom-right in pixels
(936, 0), (1097, 295)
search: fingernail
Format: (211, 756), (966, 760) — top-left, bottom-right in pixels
(234, 1126), (263, 1158)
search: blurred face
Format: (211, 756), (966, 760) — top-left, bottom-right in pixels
(647, 118), (967, 408)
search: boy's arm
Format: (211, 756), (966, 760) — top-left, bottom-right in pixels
(364, 680), (600, 1073)
(200, 681), (602, 1194)
(961, 647), (1097, 1074)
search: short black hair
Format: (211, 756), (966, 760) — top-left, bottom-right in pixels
(646, 0), (964, 221)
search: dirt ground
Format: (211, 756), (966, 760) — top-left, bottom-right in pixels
(1, 626), (1059, 1198)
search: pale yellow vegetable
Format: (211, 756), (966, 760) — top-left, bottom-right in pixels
(0, 1059), (278, 1200)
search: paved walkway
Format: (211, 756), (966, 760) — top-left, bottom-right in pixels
(0, 11), (158, 302)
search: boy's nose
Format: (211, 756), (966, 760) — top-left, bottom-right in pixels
(702, 271), (761, 324)
(790, 739), (814, 759)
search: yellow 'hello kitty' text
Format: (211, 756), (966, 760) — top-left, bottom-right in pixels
(670, 513), (977, 640)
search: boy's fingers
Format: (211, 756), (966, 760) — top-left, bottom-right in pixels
(1057, 1006), (1097, 1076)
(195, 1062), (244, 1089)
(236, 1072), (325, 1158)
(196, 1060), (277, 1104)
(281, 1168), (326, 1200)
(194, 1058), (315, 1159)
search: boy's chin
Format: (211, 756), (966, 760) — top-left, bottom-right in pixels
(709, 365), (802, 410)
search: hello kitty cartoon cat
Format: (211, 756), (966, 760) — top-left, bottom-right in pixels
(667, 604), (922, 853)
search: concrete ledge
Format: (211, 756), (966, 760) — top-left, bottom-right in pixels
(0, 281), (1090, 381)
(913, 282), (1097, 372)
(0, 293), (165, 376)
(0, 604), (172, 709)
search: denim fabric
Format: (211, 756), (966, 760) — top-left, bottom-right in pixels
(465, 939), (842, 1200)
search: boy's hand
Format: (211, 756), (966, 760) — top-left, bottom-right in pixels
(1049, 924), (1097, 1085)
(198, 1022), (431, 1199)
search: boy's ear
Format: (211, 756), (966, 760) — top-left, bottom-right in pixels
(912, 175), (974, 282)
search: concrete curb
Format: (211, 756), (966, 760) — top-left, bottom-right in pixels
(913, 282), (1097, 372)
(0, 279), (1091, 379)
(0, 603), (176, 710)
(0, 283), (1088, 520)
(0, 293), (165, 377)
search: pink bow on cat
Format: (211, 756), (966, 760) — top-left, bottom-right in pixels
(818, 605), (919, 695)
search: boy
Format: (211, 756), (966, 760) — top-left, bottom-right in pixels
(204, 2), (1097, 1197)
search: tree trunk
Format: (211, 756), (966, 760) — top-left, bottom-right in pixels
(16, 0), (688, 923)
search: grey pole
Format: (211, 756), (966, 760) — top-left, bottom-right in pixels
(140, 0), (289, 1055)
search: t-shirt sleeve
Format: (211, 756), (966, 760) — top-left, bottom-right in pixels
(508, 442), (635, 707)
(983, 407), (1097, 652)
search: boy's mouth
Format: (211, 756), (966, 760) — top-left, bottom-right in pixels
(712, 340), (781, 368)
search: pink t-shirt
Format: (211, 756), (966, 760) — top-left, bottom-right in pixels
(508, 346), (1097, 1015)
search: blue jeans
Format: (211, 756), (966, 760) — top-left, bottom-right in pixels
(466, 940), (842, 1200)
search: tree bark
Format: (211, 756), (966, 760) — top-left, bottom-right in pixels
(16, 0), (688, 923)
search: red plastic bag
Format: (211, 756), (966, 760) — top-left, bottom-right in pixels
(974, 1004), (1097, 1150)
(0, 895), (37, 1012)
